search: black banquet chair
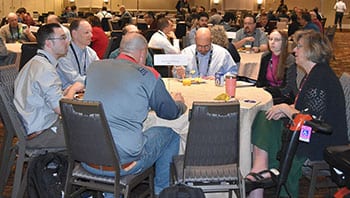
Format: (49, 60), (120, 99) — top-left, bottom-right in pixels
(60, 99), (154, 198)
(19, 42), (38, 71)
(171, 101), (245, 198)
(103, 36), (122, 59)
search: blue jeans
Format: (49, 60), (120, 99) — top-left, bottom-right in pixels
(82, 126), (180, 197)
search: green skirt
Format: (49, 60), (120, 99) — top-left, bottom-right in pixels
(251, 111), (306, 198)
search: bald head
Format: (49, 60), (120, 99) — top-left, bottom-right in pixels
(47, 14), (60, 24)
(120, 33), (148, 64)
(7, 12), (18, 28)
(122, 24), (139, 35)
(195, 28), (212, 55)
(120, 5), (126, 13)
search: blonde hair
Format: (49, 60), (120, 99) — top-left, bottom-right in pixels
(210, 25), (229, 48)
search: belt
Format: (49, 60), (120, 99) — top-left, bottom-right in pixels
(27, 130), (44, 140)
(88, 161), (135, 171)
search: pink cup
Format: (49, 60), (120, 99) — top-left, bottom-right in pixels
(225, 74), (237, 98)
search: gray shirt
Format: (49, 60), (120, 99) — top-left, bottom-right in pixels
(57, 41), (99, 88)
(14, 49), (62, 135)
(233, 28), (268, 48)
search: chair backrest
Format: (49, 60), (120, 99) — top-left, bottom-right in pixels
(109, 20), (121, 31)
(340, 72), (350, 140)
(144, 29), (157, 42)
(149, 47), (165, 57)
(0, 81), (27, 145)
(148, 48), (172, 77)
(19, 42), (38, 71)
(175, 22), (187, 39)
(0, 64), (18, 99)
(137, 23), (148, 31)
(59, 99), (120, 169)
(101, 18), (111, 31)
(103, 37), (121, 59)
(184, 101), (240, 167)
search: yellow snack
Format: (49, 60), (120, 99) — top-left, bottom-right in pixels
(193, 77), (202, 83)
(214, 93), (230, 101)
(182, 78), (192, 86)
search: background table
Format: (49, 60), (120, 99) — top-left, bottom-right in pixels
(5, 43), (22, 69)
(144, 78), (273, 176)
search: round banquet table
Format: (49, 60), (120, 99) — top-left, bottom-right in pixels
(143, 78), (273, 176)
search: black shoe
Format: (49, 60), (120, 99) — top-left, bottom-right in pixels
(245, 169), (278, 193)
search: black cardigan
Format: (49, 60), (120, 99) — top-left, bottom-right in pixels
(295, 62), (348, 160)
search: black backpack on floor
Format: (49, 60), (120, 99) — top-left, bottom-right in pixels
(27, 152), (68, 198)
(159, 184), (205, 198)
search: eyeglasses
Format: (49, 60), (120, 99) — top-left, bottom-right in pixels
(295, 43), (303, 49)
(48, 35), (68, 41)
(268, 38), (282, 42)
(196, 44), (211, 50)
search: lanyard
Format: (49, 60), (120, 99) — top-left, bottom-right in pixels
(37, 52), (53, 65)
(70, 44), (87, 75)
(9, 26), (20, 41)
(195, 49), (213, 76)
(294, 74), (309, 106)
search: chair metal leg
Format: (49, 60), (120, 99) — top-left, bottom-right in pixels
(11, 148), (26, 198)
(0, 132), (15, 194)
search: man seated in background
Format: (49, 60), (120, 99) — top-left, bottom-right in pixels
(46, 14), (71, 41)
(83, 32), (187, 196)
(16, 7), (35, 26)
(233, 14), (268, 53)
(148, 17), (180, 54)
(143, 11), (157, 30)
(109, 24), (153, 66)
(0, 12), (36, 43)
(57, 18), (99, 89)
(174, 27), (237, 79)
(256, 12), (273, 35)
(298, 11), (320, 32)
(188, 12), (209, 45)
(14, 24), (84, 148)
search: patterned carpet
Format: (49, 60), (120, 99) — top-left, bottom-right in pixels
(0, 30), (349, 197)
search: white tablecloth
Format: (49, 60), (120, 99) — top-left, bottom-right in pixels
(5, 43), (22, 69)
(143, 78), (273, 175)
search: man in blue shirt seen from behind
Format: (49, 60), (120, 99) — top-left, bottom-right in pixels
(83, 32), (187, 197)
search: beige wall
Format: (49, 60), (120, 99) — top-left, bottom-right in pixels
(0, 0), (345, 28)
